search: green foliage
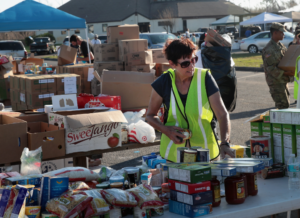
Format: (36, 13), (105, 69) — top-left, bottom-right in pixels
(25, 33), (56, 46)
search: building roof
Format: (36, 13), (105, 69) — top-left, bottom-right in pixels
(59, 0), (247, 23)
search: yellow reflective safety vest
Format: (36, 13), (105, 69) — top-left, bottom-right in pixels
(294, 56), (300, 100)
(160, 68), (219, 162)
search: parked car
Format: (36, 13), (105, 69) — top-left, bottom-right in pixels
(0, 40), (27, 58)
(241, 26), (262, 38)
(30, 37), (55, 55)
(240, 31), (294, 53)
(63, 36), (70, 46)
(198, 28), (210, 33)
(98, 35), (107, 44)
(140, 33), (177, 49)
(225, 26), (239, 34)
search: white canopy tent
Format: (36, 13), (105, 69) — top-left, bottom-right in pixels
(240, 12), (292, 31)
(210, 15), (240, 26)
(279, 5), (300, 13)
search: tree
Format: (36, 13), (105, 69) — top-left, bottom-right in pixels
(158, 9), (176, 33)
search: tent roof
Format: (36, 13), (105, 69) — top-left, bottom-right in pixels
(210, 15), (240, 26)
(279, 5), (300, 13)
(0, 0), (86, 32)
(282, 11), (300, 22)
(240, 12), (292, 25)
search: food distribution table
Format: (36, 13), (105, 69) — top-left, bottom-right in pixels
(126, 177), (300, 218)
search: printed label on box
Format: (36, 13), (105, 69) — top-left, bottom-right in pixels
(64, 77), (77, 94)
(88, 68), (95, 82)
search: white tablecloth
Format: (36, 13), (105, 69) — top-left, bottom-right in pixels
(126, 177), (300, 218)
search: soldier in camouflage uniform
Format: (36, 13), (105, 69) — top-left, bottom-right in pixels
(262, 23), (294, 109)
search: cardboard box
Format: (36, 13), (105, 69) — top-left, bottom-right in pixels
(269, 109), (300, 125)
(0, 165), (20, 174)
(56, 74), (80, 92)
(272, 124), (284, 163)
(102, 70), (155, 110)
(93, 61), (123, 76)
(226, 145), (250, 158)
(168, 163), (211, 183)
(16, 103), (28, 111)
(155, 63), (171, 77)
(278, 45), (300, 71)
(250, 121), (263, 137)
(19, 58), (44, 71)
(119, 39), (148, 61)
(262, 123), (274, 160)
(27, 122), (65, 160)
(0, 115), (27, 164)
(170, 190), (213, 206)
(41, 159), (65, 174)
(48, 109), (127, 154)
(94, 43), (119, 62)
(168, 179), (211, 195)
(17, 114), (48, 123)
(12, 60), (22, 74)
(282, 124), (296, 166)
(0, 67), (13, 79)
(26, 76), (41, 93)
(77, 95), (121, 110)
(26, 93), (53, 108)
(107, 24), (139, 43)
(0, 79), (10, 100)
(206, 29), (231, 47)
(131, 64), (155, 73)
(82, 81), (91, 93)
(151, 49), (168, 63)
(125, 50), (153, 66)
(169, 200), (212, 217)
(11, 89), (20, 103)
(58, 45), (77, 66)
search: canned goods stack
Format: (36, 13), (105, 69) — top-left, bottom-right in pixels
(177, 147), (210, 163)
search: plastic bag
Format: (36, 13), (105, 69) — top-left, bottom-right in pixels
(46, 192), (93, 218)
(123, 109), (146, 125)
(100, 189), (137, 207)
(20, 147), (42, 176)
(44, 167), (100, 182)
(128, 120), (156, 144)
(69, 181), (91, 192)
(127, 184), (164, 209)
(76, 190), (110, 218)
(110, 169), (128, 181)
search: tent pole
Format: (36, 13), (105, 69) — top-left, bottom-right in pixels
(68, 30), (70, 47)
(85, 27), (91, 64)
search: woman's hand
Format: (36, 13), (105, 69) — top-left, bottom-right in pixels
(162, 126), (186, 144)
(220, 144), (235, 159)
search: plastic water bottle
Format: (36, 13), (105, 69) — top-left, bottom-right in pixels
(287, 154), (300, 190)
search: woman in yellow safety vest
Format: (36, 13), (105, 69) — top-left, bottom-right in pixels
(146, 38), (234, 162)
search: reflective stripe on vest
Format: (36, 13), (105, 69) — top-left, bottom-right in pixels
(160, 68), (219, 162)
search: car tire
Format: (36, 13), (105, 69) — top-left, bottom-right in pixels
(248, 45), (258, 53)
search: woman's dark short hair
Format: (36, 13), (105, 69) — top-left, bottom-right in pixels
(70, 34), (79, 43)
(163, 38), (196, 64)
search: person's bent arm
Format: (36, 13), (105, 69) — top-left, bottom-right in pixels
(209, 91), (234, 158)
(78, 52), (94, 62)
(146, 89), (185, 144)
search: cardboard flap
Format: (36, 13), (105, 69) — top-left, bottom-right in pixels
(65, 109), (127, 130)
(278, 45), (300, 71)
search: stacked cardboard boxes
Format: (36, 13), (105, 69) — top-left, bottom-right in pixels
(10, 74), (80, 111)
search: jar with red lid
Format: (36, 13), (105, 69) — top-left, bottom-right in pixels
(224, 176), (246, 204)
(241, 173), (258, 196)
(211, 176), (221, 207)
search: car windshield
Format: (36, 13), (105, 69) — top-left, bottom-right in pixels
(148, 34), (177, 44)
(284, 32), (294, 38)
(98, 36), (107, 40)
(34, 38), (49, 43)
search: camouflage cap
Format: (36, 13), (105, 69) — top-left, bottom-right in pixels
(270, 22), (286, 32)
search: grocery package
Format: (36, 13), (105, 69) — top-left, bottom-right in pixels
(77, 94), (121, 110)
(3, 185), (28, 218)
(5, 175), (42, 188)
(127, 184), (164, 209)
(168, 179), (211, 195)
(149, 169), (162, 187)
(69, 181), (91, 192)
(225, 157), (273, 167)
(40, 176), (69, 211)
(25, 206), (41, 218)
(46, 192), (93, 218)
(170, 189), (213, 206)
(109, 208), (122, 218)
(211, 160), (264, 173)
(169, 200), (212, 217)
(133, 207), (151, 218)
(44, 167), (100, 182)
(20, 147), (42, 176)
(77, 190), (110, 217)
(0, 189), (11, 217)
(100, 189), (137, 207)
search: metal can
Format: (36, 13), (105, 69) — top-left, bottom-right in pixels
(196, 148), (210, 162)
(177, 147), (188, 163)
(178, 129), (192, 140)
(183, 149), (197, 162)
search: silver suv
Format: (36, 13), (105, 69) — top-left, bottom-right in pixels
(0, 41), (28, 58)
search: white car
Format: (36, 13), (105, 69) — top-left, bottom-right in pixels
(240, 31), (294, 53)
(0, 41), (28, 58)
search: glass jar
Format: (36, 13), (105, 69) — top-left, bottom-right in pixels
(241, 173), (258, 196)
(224, 176), (246, 205)
(211, 176), (221, 207)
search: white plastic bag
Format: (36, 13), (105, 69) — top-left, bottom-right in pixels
(20, 147), (42, 175)
(123, 109), (146, 125)
(128, 120), (156, 144)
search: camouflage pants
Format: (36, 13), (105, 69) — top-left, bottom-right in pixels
(269, 83), (290, 109)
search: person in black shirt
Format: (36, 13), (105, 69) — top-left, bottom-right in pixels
(70, 34), (94, 63)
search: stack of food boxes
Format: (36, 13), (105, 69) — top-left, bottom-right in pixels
(167, 163), (213, 217)
(10, 74), (80, 111)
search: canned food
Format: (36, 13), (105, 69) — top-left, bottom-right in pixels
(196, 148), (210, 162)
(177, 147), (188, 163)
(183, 149), (197, 162)
(178, 129), (192, 140)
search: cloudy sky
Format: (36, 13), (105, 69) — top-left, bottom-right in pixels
(0, 0), (278, 13)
